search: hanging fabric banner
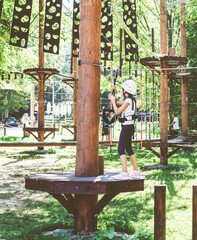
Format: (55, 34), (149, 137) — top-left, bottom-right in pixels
(123, 0), (138, 61)
(71, 0), (80, 58)
(9, 0), (33, 48)
(43, 0), (62, 54)
(101, 0), (113, 61)
(0, 0), (3, 18)
(111, 0), (164, 58)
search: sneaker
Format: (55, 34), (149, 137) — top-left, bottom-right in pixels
(130, 171), (142, 179)
(113, 172), (130, 180)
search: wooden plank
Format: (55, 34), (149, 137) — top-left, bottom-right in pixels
(0, 141), (77, 147)
(0, 139), (163, 147)
(25, 172), (145, 195)
(23, 127), (58, 132)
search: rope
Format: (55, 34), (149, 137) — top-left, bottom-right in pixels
(110, 43), (113, 146)
(111, 0), (165, 58)
(140, 68), (143, 147)
(149, 73), (152, 139)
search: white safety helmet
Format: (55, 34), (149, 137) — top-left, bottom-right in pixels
(122, 80), (137, 95)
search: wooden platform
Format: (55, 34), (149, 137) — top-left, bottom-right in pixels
(23, 127), (58, 140)
(25, 172), (145, 194)
(142, 135), (197, 158)
(140, 56), (187, 74)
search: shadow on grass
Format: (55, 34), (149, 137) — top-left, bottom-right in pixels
(0, 197), (73, 240)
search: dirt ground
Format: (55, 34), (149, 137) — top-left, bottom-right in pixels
(0, 147), (73, 213)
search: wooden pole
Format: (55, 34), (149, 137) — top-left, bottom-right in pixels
(74, 0), (101, 232)
(160, 61), (168, 165)
(154, 185), (166, 240)
(98, 155), (104, 175)
(119, 28), (123, 77)
(193, 185), (197, 240)
(75, 0), (101, 177)
(180, 2), (188, 136)
(38, 0), (45, 147)
(73, 51), (78, 141)
(160, 0), (168, 55)
(152, 28), (154, 53)
(160, 0), (168, 165)
(30, 84), (35, 125)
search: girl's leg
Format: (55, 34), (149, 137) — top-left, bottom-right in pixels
(120, 154), (127, 172)
(129, 154), (139, 171)
(118, 126), (128, 172)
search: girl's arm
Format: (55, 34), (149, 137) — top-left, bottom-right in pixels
(109, 94), (129, 115)
(116, 98), (124, 106)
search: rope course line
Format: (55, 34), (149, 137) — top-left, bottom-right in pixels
(111, 0), (165, 58)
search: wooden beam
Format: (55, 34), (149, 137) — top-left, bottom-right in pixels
(167, 147), (182, 158)
(50, 193), (74, 214)
(95, 193), (117, 215)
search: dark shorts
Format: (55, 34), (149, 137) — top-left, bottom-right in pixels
(118, 124), (135, 156)
(34, 114), (38, 120)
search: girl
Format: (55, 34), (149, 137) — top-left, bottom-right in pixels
(108, 79), (142, 179)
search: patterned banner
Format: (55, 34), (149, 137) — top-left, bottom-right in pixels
(43, 0), (62, 54)
(9, 0), (33, 48)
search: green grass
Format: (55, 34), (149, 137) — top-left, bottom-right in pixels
(0, 140), (196, 239)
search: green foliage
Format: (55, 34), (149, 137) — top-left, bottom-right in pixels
(0, 89), (30, 119)
(93, 226), (116, 240)
(0, 143), (196, 239)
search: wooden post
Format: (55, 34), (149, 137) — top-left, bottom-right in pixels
(119, 28), (123, 77)
(180, 2), (188, 136)
(193, 185), (197, 240)
(73, 50), (78, 141)
(99, 155), (104, 175)
(38, 0), (45, 149)
(30, 84), (35, 125)
(75, 0), (101, 232)
(160, 0), (168, 165)
(169, 48), (176, 133)
(74, 194), (98, 232)
(4, 123), (6, 136)
(160, 60), (168, 165)
(152, 28), (154, 53)
(160, 0), (168, 56)
(75, 0), (101, 177)
(154, 185), (166, 240)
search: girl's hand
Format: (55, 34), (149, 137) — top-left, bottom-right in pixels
(108, 93), (115, 102)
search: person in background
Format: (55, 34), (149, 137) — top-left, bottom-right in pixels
(34, 102), (38, 126)
(21, 113), (30, 127)
(108, 79), (142, 180)
(169, 113), (179, 137)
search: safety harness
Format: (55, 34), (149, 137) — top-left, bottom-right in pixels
(118, 96), (137, 123)
(102, 68), (119, 136)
